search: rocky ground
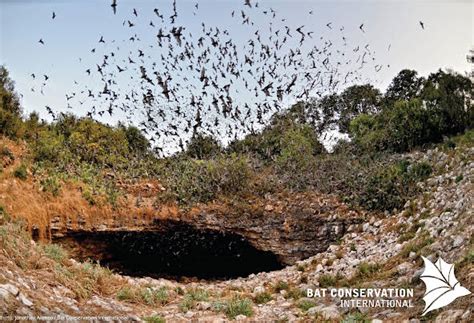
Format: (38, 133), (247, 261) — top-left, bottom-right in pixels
(0, 144), (473, 322)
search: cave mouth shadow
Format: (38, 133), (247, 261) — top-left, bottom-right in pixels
(53, 222), (284, 280)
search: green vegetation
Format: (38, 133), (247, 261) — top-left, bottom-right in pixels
(318, 274), (337, 288)
(222, 296), (254, 319)
(179, 288), (210, 312)
(297, 299), (316, 312)
(143, 315), (165, 323)
(13, 163), (28, 180)
(273, 280), (289, 292)
(117, 285), (169, 306)
(356, 262), (381, 279)
(254, 291), (273, 304)
(0, 64), (472, 213)
(42, 243), (68, 262)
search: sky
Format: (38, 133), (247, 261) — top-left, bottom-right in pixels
(0, 0), (472, 150)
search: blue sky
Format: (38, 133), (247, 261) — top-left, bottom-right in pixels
(0, 0), (472, 150)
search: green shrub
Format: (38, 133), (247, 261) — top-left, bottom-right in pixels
(122, 125), (150, 155)
(179, 288), (209, 312)
(68, 118), (130, 166)
(276, 125), (318, 191)
(357, 262), (380, 279)
(32, 130), (71, 164)
(355, 160), (431, 212)
(223, 296), (253, 319)
(161, 154), (252, 205)
(116, 286), (134, 301)
(143, 315), (165, 323)
(40, 175), (62, 196)
(228, 103), (324, 162)
(273, 280), (289, 292)
(350, 99), (435, 152)
(43, 244), (68, 262)
(13, 164), (27, 180)
(0, 146), (14, 160)
(140, 287), (169, 306)
(319, 274), (337, 288)
(185, 132), (222, 159)
(254, 292), (272, 304)
(297, 299), (316, 312)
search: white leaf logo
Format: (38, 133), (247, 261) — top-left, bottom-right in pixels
(420, 256), (471, 316)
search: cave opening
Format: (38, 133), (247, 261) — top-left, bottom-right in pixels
(53, 221), (284, 280)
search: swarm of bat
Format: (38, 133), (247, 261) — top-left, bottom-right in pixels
(32, 0), (399, 155)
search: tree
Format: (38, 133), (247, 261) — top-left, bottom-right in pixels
(122, 125), (150, 155)
(422, 70), (472, 135)
(385, 69), (424, 104)
(338, 84), (382, 133)
(185, 132), (222, 159)
(0, 66), (21, 116)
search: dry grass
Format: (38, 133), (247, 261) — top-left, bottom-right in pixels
(0, 216), (123, 301)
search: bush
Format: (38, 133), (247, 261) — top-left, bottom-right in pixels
(0, 146), (14, 160)
(273, 280), (289, 292)
(143, 315), (165, 323)
(13, 163), (27, 180)
(185, 132), (222, 159)
(122, 125), (150, 155)
(319, 274), (337, 288)
(223, 296), (253, 319)
(32, 130), (71, 164)
(0, 109), (24, 139)
(350, 99), (435, 152)
(254, 292), (272, 304)
(68, 118), (130, 166)
(40, 175), (62, 196)
(179, 288), (209, 312)
(275, 125), (318, 191)
(228, 104), (324, 162)
(43, 244), (68, 262)
(357, 262), (380, 279)
(355, 160), (431, 212)
(297, 299), (316, 312)
(161, 154), (252, 205)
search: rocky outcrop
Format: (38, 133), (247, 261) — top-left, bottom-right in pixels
(49, 192), (363, 266)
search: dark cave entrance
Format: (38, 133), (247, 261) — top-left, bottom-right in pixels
(53, 221), (283, 280)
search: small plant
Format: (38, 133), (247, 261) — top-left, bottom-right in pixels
(350, 243), (356, 252)
(223, 296), (254, 319)
(0, 146), (14, 159)
(254, 292), (272, 304)
(455, 174), (463, 183)
(357, 262), (380, 279)
(273, 280), (289, 292)
(0, 205), (10, 224)
(342, 312), (370, 323)
(140, 287), (169, 306)
(143, 315), (165, 323)
(297, 299), (316, 312)
(179, 288), (209, 312)
(117, 286), (135, 301)
(43, 243), (68, 263)
(335, 249), (345, 259)
(41, 175), (62, 196)
(286, 288), (305, 300)
(13, 164), (27, 180)
(319, 274), (337, 288)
